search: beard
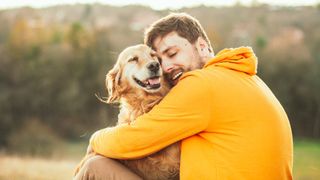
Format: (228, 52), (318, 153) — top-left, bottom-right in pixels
(164, 55), (205, 87)
(164, 67), (185, 87)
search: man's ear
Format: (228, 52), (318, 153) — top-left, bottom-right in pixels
(195, 36), (210, 58)
(106, 63), (121, 103)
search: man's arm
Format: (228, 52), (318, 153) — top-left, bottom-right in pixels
(90, 71), (212, 159)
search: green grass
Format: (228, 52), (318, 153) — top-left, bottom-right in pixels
(294, 139), (320, 179)
(0, 141), (88, 180)
(0, 139), (319, 179)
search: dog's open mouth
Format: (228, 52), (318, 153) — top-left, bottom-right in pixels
(133, 76), (161, 90)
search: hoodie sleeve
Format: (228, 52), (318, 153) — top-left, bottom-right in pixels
(90, 71), (212, 159)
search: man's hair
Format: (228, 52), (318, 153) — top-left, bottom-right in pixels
(144, 13), (213, 53)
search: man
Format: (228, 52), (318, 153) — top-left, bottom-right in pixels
(75, 13), (293, 179)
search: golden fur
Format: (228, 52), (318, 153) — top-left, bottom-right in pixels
(75, 44), (180, 179)
(107, 44), (180, 180)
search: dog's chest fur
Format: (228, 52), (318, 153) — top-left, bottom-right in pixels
(116, 83), (180, 180)
(118, 87), (167, 125)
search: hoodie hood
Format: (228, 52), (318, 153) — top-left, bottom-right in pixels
(204, 46), (258, 75)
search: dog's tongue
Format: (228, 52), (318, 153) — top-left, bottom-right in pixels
(147, 77), (160, 85)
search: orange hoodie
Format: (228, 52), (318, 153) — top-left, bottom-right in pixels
(90, 47), (293, 179)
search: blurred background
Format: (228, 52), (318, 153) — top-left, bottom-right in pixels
(0, 0), (319, 179)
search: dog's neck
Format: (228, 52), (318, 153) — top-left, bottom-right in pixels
(118, 83), (170, 124)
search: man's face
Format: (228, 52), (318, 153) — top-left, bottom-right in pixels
(153, 32), (204, 86)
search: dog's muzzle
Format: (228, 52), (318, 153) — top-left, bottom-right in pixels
(133, 76), (161, 90)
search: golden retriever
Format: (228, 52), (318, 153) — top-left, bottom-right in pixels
(106, 44), (180, 179)
(76, 44), (180, 179)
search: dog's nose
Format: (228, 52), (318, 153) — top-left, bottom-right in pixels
(147, 62), (160, 72)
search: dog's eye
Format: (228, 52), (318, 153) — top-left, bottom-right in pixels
(128, 56), (138, 63)
(151, 53), (162, 64)
(150, 53), (157, 58)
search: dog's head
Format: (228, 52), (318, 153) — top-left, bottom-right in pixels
(106, 44), (164, 103)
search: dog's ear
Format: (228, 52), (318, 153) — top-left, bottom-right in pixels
(106, 63), (121, 103)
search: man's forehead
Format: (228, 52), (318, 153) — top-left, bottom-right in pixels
(153, 32), (187, 54)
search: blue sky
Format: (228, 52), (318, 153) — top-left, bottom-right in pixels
(0, 0), (318, 10)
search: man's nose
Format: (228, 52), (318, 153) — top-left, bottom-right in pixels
(161, 60), (174, 73)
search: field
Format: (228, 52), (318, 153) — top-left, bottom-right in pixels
(0, 142), (85, 180)
(0, 156), (77, 180)
(293, 139), (320, 179)
(0, 139), (319, 180)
